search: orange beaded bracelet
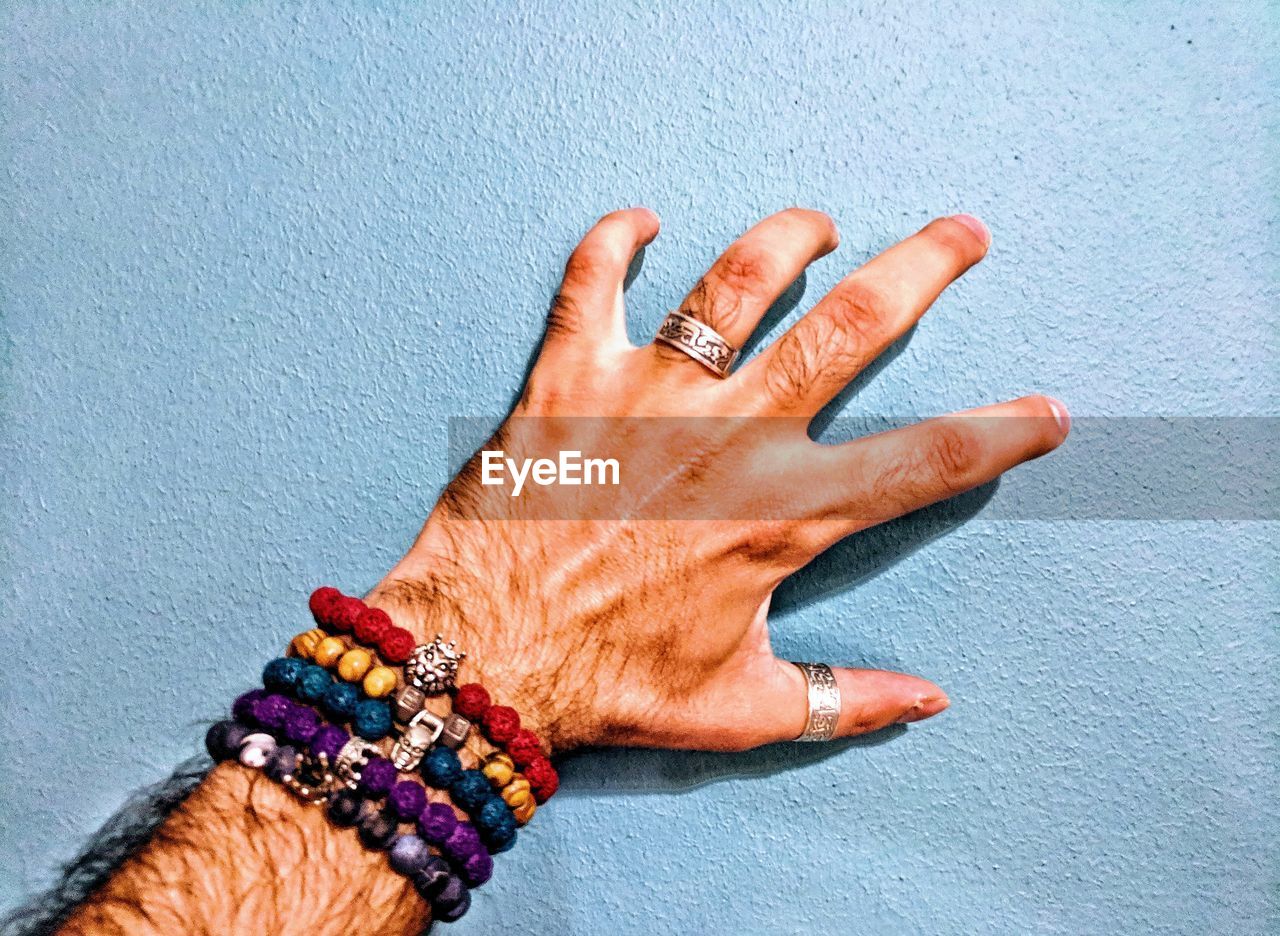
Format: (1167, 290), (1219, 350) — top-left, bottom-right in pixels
(289, 628), (400, 699)
(481, 752), (537, 825)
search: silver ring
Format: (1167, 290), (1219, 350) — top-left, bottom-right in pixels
(654, 310), (740, 378)
(792, 662), (841, 741)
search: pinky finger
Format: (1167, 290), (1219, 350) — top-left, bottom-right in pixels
(544, 207), (660, 352)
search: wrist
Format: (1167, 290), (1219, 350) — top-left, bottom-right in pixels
(364, 571), (563, 758)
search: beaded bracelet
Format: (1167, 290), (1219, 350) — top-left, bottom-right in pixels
(312, 600), (561, 809)
(286, 634), (474, 771)
(308, 589), (476, 757)
(290, 628), (400, 699)
(304, 594), (526, 846)
(283, 712), (497, 887)
(211, 699), (491, 916)
(206, 584), (562, 924)
(263, 656), (394, 741)
(284, 619), (519, 845)
(292, 633), (473, 770)
(454, 682), (559, 803)
(257, 659), (544, 835)
(480, 752), (537, 825)
(414, 744), (520, 851)
(245, 668), (516, 858)
(206, 717), (477, 922)
(309, 587), (418, 665)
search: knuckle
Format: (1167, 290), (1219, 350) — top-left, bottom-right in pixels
(684, 277), (746, 335)
(762, 326), (820, 408)
(545, 291), (584, 338)
(759, 281), (893, 412)
(708, 247), (780, 299)
(923, 422), (984, 494)
(564, 240), (619, 286)
(682, 243), (787, 335)
(714, 519), (812, 572)
(825, 280), (893, 349)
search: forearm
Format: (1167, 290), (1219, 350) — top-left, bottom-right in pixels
(54, 579), (539, 936)
(56, 763), (426, 936)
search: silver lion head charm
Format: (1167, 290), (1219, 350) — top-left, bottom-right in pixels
(404, 634), (465, 694)
(390, 710), (445, 770)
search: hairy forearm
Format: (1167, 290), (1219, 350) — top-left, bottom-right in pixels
(57, 763), (427, 936)
(54, 575), (544, 936)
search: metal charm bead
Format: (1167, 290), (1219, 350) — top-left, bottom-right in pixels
(404, 635), (465, 695)
(391, 710), (445, 770)
(332, 738), (381, 790)
(282, 751), (336, 803)
(438, 713), (472, 750)
(395, 685), (428, 724)
(654, 310), (740, 378)
(792, 661), (841, 742)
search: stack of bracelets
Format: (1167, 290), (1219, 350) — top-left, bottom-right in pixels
(203, 586), (559, 924)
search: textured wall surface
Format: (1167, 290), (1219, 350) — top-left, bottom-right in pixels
(2, 2), (1277, 933)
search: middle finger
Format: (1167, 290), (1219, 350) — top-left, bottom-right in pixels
(739, 214), (991, 414)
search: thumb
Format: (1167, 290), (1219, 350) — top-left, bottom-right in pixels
(761, 657), (950, 742)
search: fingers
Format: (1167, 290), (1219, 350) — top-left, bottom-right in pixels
(827, 666), (949, 737)
(655, 208), (839, 364)
(740, 215), (991, 413)
(800, 395), (1070, 546)
(758, 659), (949, 744)
(544, 207), (660, 352)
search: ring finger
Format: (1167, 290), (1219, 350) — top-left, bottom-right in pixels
(652, 207), (839, 367)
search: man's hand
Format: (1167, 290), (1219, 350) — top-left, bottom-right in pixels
(55, 208), (1070, 936)
(370, 207), (1069, 754)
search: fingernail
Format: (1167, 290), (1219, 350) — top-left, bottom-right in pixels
(1046, 396), (1071, 435)
(951, 213), (991, 248)
(899, 694), (950, 724)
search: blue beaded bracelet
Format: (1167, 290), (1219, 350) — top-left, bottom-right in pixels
(420, 748), (519, 852)
(262, 656), (394, 741)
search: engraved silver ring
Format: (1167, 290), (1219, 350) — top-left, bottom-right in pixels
(654, 310), (740, 378)
(792, 661), (841, 742)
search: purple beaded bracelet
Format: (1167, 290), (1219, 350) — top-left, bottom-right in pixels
(216, 693), (490, 905)
(210, 712), (476, 919)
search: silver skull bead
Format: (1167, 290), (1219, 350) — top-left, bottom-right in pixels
(390, 710), (445, 771)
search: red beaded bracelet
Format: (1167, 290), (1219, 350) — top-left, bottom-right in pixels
(310, 586), (559, 803)
(310, 587), (417, 665)
(455, 682), (558, 803)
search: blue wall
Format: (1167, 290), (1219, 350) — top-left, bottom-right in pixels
(2, 2), (1276, 933)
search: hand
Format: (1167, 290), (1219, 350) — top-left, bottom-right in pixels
(368, 207), (1068, 754)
